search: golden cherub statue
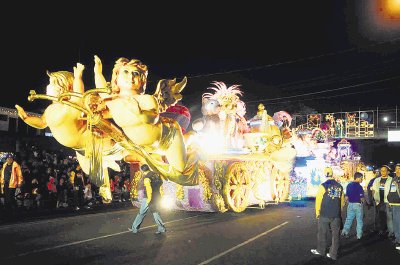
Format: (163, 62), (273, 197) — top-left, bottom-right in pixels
(92, 56), (198, 184)
(16, 63), (126, 203)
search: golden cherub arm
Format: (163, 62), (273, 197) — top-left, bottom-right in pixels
(135, 95), (159, 124)
(153, 76), (187, 112)
(15, 104), (47, 129)
(73, 63), (85, 95)
(94, 55), (108, 90)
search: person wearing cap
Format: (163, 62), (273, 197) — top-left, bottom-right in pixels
(129, 164), (166, 234)
(0, 154), (24, 213)
(341, 172), (365, 239)
(311, 167), (345, 261)
(371, 165), (394, 237)
(387, 163), (400, 250)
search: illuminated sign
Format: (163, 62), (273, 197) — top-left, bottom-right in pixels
(388, 130), (400, 142)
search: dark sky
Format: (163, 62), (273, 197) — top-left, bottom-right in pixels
(3, 0), (400, 120)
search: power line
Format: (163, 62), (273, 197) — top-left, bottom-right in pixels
(256, 86), (395, 106)
(277, 57), (400, 92)
(246, 75), (400, 103)
(146, 37), (400, 81)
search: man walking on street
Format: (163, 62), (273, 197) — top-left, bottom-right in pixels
(341, 172), (365, 240)
(311, 167), (345, 261)
(129, 164), (166, 234)
(387, 163), (400, 251)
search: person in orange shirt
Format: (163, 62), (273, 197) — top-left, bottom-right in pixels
(0, 154), (24, 214)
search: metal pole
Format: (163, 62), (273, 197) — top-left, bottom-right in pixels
(377, 106), (379, 129)
(396, 105), (398, 128)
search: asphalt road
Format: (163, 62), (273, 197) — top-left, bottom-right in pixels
(0, 200), (399, 265)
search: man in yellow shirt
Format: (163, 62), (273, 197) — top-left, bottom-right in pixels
(129, 164), (166, 234)
(311, 167), (345, 261)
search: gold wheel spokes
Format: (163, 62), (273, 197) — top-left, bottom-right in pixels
(224, 162), (250, 212)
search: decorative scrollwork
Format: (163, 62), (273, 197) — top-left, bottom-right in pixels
(214, 161), (226, 190)
(176, 184), (184, 200)
(198, 162), (212, 201)
(130, 171), (142, 199)
(213, 193), (228, 213)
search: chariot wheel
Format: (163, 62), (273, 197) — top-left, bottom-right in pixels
(223, 162), (251, 212)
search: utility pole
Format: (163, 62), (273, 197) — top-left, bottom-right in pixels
(376, 106), (379, 129)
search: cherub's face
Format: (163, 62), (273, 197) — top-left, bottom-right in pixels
(117, 65), (143, 95)
(46, 79), (62, 97)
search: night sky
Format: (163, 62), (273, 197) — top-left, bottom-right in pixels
(3, 1), (400, 121)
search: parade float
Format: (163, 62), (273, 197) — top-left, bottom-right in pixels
(140, 83), (297, 213)
(16, 56), (297, 213)
(289, 125), (375, 200)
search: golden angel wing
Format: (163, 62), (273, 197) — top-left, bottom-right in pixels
(153, 76), (187, 112)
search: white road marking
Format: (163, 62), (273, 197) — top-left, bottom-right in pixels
(197, 221), (289, 265)
(0, 208), (134, 230)
(5, 214), (203, 259)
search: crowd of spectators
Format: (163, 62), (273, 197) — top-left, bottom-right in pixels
(0, 141), (132, 217)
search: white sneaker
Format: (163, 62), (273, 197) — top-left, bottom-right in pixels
(326, 253), (336, 260)
(128, 228), (138, 234)
(310, 249), (322, 256)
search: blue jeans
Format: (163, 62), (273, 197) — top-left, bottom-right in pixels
(392, 205), (400, 243)
(342, 202), (363, 238)
(386, 203), (394, 236)
(131, 199), (165, 232)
